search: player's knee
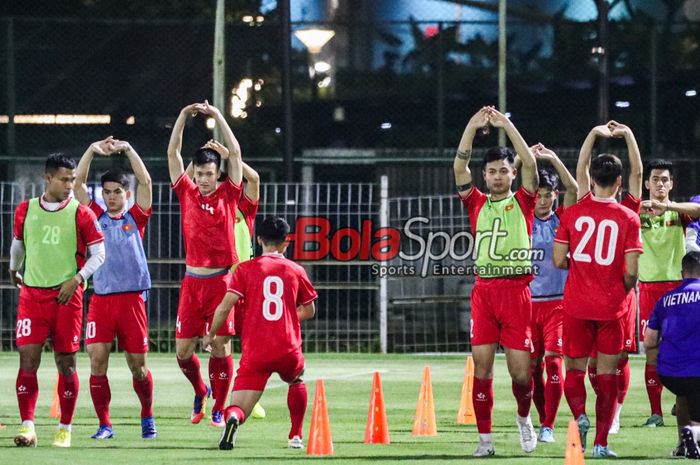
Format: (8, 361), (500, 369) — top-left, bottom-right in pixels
(131, 365), (148, 380)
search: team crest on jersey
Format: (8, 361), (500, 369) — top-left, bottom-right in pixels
(123, 223), (133, 232)
(505, 204), (514, 211)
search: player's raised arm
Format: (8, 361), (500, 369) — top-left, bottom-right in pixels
(577, 125), (611, 199)
(242, 162), (260, 202)
(75, 137), (114, 205)
(168, 103), (202, 185)
(454, 107), (490, 198)
(532, 143), (578, 207)
(199, 100), (243, 185)
(297, 302), (316, 321)
(489, 107), (538, 194)
(203, 291), (240, 349)
(113, 140), (152, 211)
(609, 121), (643, 199)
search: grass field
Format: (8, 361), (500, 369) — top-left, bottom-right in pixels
(0, 353), (684, 464)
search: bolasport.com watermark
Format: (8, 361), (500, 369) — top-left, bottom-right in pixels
(285, 216), (543, 278)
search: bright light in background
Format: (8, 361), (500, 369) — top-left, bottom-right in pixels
(317, 76), (332, 88)
(242, 15), (254, 23)
(314, 61), (332, 73)
(126, 116), (136, 125)
(615, 101), (631, 108)
(206, 117), (216, 129)
(231, 78), (262, 118)
(686, 89), (697, 97)
(294, 29), (335, 54)
(0, 114), (111, 124)
(380, 122), (392, 130)
(275, 127), (282, 134)
(505, 112), (512, 118)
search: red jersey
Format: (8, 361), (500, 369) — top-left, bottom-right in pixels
(555, 194), (643, 320)
(172, 173), (242, 268)
(620, 193), (641, 215)
(237, 195), (258, 238)
(89, 201), (151, 239)
(14, 196), (104, 269)
(228, 253), (317, 362)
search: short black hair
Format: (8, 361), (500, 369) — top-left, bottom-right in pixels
(257, 216), (290, 246)
(590, 154), (622, 188)
(193, 148), (221, 167)
(45, 153), (76, 175)
(682, 252), (700, 277)
(482, 146), (515, 170)
(538, 169), (559, 191)
(646, 159), (673, 178)
(100, 169), (129, 188)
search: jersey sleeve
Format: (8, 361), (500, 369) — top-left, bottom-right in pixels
(296, 266), (318, 306)
(554, 209), (570, 244)
(13, 201), (29, 240)
(222, 176), (244, 204)
(239, 195), (259, 225)
(515, 186), (537, 231)
(621, 193), (641, 214)
(77, 204), (105, 246)
(459, 187), (488, 231)
(554, 205), (566, 217)
(129, 203), (152, 231)
(88, 200), (105, 218)
(623, 213), (644, 254)
(228, 263), (246, 298)
(171, 172), (197, 200)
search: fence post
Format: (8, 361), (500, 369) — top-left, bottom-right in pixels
(212, 0), (225, 142)
(379, 175), (389, 354)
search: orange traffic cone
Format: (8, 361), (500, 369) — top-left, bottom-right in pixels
(364, 371), (390, 444)
(564, 419), (586, 465)
(457, 356), (477, 424)
(49, 375), (61, 418)
(412, 366), (437, 436)
(307, 379), (334, 455)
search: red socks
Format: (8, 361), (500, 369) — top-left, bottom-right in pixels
(543, 355), (564, 429)
(473, 377), (494, 433)
(177, 355), (208, 398)
(209, 355), (234, 413)
(287, 382), (308, 439)
(224, 405), (246, 424)
(594, 373), (617, 447)
(512, 378), (534, 417)
(531, 362), (546, 425)
(645, 364), (663, 416)
(16, 369), (39, 422)
(89, 375), (111, 427)
(616, 358), (630, 405)
(587, 365), (600, 396)
(564, 369), (587, 419)
(133, 371), (154, 419)
(58, 372), (79, 425)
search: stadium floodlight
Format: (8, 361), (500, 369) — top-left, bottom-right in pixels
(615, 101), (630, 108)
(686, 89), (697, 97)
(294, 28), (335, 54)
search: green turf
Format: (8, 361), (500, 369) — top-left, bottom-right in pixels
(0, 352), (683, 464)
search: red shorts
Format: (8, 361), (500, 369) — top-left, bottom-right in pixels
(233, 349), (305, 392)
(563, 313), (625, 358)
(590, 291), (637, 357)
(86, 292), (149, 353)
(16, 286), (84, 353)
(470, 277), (533, 352)
(530, 299), (563, 359)
(176, 272), (235, 339)
(639, 281), (680, 340)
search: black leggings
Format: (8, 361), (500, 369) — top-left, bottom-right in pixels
(660, 376), (700, 422)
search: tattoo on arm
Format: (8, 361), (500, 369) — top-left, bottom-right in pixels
(457, 182), (473, 192)
(456, 149), (472, 161)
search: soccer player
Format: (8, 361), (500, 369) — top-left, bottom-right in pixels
(576, 121), (643, 434)
(202, 217), (317, 451)
(168, 101), (243, 427)
(73, 137), (157, 439)
(527, 144), (578, 444)
(644, 252), (700, 459)
(9, 153), (105, 448)
(454, 106), (539, 456)
(553, 152), (643, 458)
(637, 161), (700, 427)
(686, 196), (700, 253)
